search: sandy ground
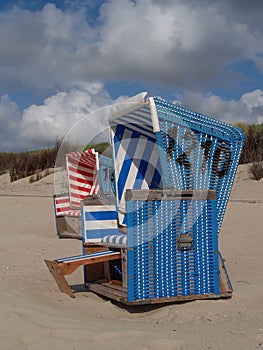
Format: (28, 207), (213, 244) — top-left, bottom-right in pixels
(0, 165), (263, 350)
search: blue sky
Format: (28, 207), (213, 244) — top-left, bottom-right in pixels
(1, 0), (263, 151)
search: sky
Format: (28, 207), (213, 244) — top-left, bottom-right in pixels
(1, 0), (263, 151)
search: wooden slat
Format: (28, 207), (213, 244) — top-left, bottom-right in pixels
(104, 262), (111, 281)
(106, 281), (127, 292)
(87, 280), (230, 305)
(125, 189), (216, 201)
(57, 252), (121, 276)
(219, 257), (233, 296)
(121, 248), (127, 288)
(88, 283), (127, 303)
(130, 293), (222, 305)
(81, 194), (115, 206)
(83, 245), (107, 282)
(44, 260), (75, 298)
(45, 251), (122, 298)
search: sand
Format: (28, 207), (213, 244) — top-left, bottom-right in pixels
(0, 165), (263, 350)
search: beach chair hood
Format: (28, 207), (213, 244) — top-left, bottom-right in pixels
(108, 92), (245, 230)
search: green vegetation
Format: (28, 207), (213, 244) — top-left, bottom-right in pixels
(0, 126), (262, 182)
(236, 123), (263, 164)
(0, 152), (13, 176)
(29, 175), (36, 183)
(236, 123), (263, 180)
(84, 142), (111, 157)
(0, 145), (59, 182)
(249, 162), (263, 181)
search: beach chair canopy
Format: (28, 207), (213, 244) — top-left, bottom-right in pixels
(108, 92), (245, 230)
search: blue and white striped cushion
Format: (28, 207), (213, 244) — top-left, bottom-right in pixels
(56, 250), (120, 263)
(101, 234), (127, 247)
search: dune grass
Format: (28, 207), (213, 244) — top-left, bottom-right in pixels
(0, 124), (262, 181)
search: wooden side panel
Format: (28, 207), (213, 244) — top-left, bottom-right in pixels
(56, 216), (82, 240)
(44, 260), (75, 298)
(219, 257), (233, 296)
(121, 248), (128, 288)
(83, 245), (106, 282)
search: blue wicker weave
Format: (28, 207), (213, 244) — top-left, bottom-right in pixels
(126, 192), (219, 302)
(153, 97), (245, 231)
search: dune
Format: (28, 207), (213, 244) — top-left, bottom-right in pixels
(0, 165), (262, 350)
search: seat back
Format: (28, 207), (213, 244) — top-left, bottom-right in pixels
(81, 195), (122, 244)
(109, 103), (163, 225)
(66, 149), (99, 209)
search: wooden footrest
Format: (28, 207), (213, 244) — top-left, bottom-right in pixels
(56, 250), (121, 265)
(45, 250), (121, 298)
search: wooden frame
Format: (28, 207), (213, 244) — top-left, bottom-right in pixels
(45, 250), (121, 298)
(85, 252), (232, 305)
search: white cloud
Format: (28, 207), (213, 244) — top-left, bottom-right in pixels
(1, 86), (263, 151)
(1, 0), (263, 150)
(241, 90), (263, 111)
(181, 89), (263, 123)
(21, 82), (113, 148)
(0, 82), (114, 151)
(241, 90), (263, 123)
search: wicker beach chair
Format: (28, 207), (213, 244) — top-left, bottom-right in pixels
(46, 93), (244, 304)
(53, 149), (113, 239)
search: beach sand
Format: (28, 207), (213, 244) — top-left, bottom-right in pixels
(0, 165), (262, 350)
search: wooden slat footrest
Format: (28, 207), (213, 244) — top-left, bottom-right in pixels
(56, 250), (121, 265)
(45, 250), (121, 298)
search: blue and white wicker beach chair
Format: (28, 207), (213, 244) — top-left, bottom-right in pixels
(46, 93), (244, 304)
(87, 93), (244, 303)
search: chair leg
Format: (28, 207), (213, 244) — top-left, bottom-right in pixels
(44, 260), (75, 298)
(121, 248), (127, 288)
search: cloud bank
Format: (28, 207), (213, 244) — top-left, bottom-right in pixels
(1, 87), (263, 151)
(0, 83), (113, 151)
(1, 0), (263, 150)
(0, 1), (263, 94)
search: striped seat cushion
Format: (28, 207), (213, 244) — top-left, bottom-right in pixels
(63, 209), (81, 217)
(101, 234), (127, 247)
(54, 196), (81, 217)
(56, 250), (120, 263)
(54, 195), (71, 216)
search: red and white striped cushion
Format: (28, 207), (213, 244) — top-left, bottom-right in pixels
(54, 195), (71, 216)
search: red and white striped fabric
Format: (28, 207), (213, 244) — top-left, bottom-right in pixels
(54, 196), (81, 217)
(54, 195), (71, 216)
(66, 149), (99, 208)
